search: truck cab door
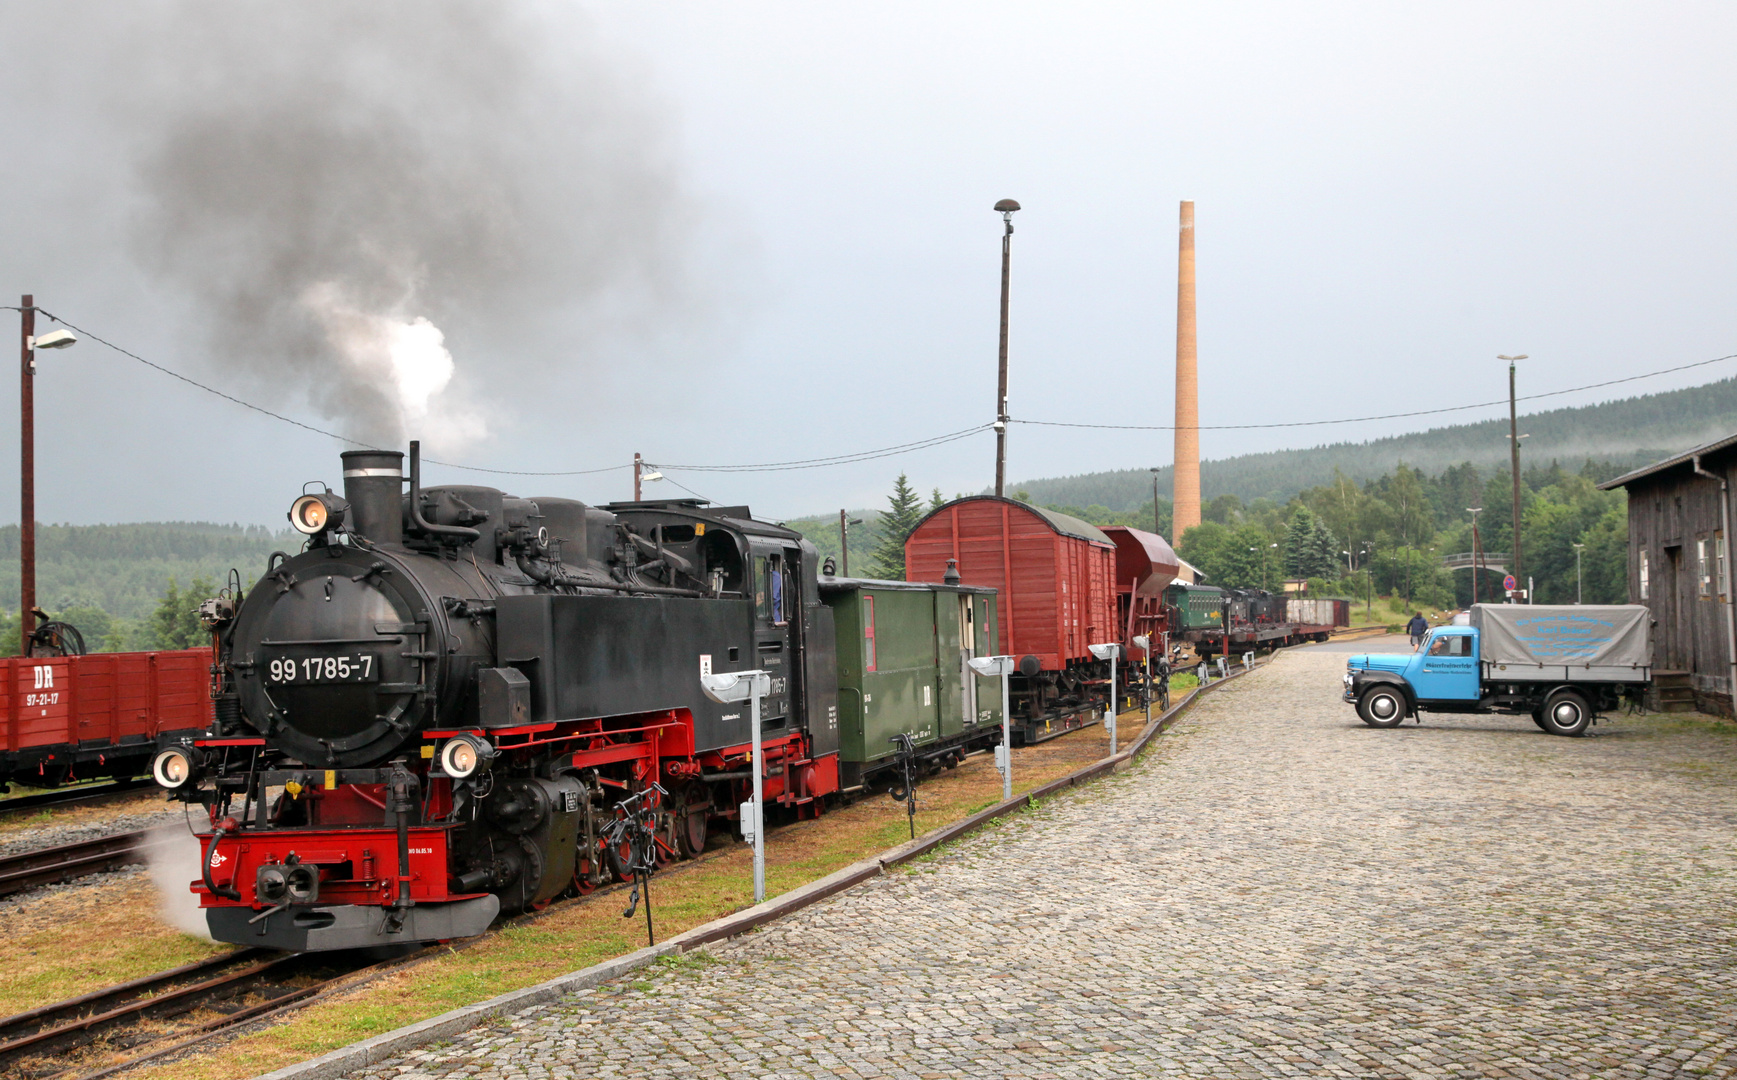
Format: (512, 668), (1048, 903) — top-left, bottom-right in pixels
(1409, 629), (1479, 701)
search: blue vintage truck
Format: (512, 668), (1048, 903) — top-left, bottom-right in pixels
(1343, 604), (1652, 736)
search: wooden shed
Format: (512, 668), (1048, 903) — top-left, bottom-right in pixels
(904, 496), (1117, 672)
(1600, 433), (1737, 715)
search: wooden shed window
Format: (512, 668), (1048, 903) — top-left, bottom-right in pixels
(863, 595), (877, 672)
(1697, 538), (1712, 598)
(1720, 532), (1729, 600)
(1640, 550), (1650, 600)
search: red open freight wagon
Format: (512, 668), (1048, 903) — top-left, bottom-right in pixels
(905, 496), (1118, 743)
(0, 648), (214, 788)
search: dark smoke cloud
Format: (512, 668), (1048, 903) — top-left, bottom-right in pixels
(23, 1), (695, 450)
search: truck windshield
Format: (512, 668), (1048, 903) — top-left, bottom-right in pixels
(1427, 634), (1472, 658)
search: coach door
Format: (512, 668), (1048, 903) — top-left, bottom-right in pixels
(959, 594), (979, 727)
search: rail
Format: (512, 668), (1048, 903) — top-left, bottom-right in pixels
(0, 779), (155, 817)
(0, 830), (163, 899)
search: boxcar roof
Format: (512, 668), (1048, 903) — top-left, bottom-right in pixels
(912, 495), (1113, 546)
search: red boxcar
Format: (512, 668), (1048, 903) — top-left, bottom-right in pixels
(0, 648), (213, 788)
(905, 497), (1117, 742)
(1101, 525), (1180, 661)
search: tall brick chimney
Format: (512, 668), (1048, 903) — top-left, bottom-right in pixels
(1172, 200), (1200, 542)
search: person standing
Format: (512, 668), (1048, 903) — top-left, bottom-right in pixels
(1407, 612), (1429, 650)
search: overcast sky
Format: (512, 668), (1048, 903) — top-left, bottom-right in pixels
(1, 2), (1732, 527)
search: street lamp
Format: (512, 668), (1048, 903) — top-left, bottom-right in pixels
(700, 669), (772, 903)
(1088, 643), (1122, 753)
(1573, 541), (1585, 604)
(838, 512), (864, 576)
(993, 199), (1021, 497)
(968, 655), (1016, 800)
(632, 454), (664, 501)
(18, 296), (77, 653)
(1150, 467), (1161, 534)
(1467, 507), (1484, 607)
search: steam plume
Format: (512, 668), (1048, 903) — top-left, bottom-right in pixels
(41, 1), (694, 451)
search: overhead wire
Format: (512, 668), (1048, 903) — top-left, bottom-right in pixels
(14, 305), (1736, 473)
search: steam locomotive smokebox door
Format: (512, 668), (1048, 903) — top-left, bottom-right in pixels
(478, 667), (531, 729)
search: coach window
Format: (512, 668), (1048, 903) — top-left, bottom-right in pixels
(864, 595), (877, 672)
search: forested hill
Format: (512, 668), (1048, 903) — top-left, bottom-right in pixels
(1009, 375), (1737, 511)
(0, 522), (293, 621)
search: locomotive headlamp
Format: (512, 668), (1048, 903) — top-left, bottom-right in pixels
(439, 734), (494, 779)
(152, 746), (199, 789)
(289, 492), (347, 535)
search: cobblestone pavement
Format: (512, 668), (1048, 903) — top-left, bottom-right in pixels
(356, 652), (1737, 1079)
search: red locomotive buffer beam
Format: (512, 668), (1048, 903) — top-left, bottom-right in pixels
(190, 705), (840, 951)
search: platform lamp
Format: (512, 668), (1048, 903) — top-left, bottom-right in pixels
(1088, 642), (1122, 753)
(968, 654), (1016, 800)
(18, 296), (77, 654)
(700, 669), (772, 903)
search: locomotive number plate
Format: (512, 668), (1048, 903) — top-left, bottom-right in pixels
(267, 653), (378, 684)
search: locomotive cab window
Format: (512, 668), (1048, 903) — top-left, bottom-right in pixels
(754, 557), (770, 620)
(769, 555), (787, 626)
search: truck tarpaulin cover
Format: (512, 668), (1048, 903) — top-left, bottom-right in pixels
(1470, 605), (1652, 669)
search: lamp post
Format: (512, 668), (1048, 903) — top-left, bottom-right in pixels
(1150, 467), (1161, 534)
(968, 655), (1016, 800)
(839, 512), (863, 576)
(993, 199), (1021, 497)
(1573, 541), (1585, 604)
(1088, 643), (1121, 753)
(17, 297), (77, 654)
(632, 454), (664, 501)
(700, 669), (772, 903)
(1467, 507), (1484, 607)
(1499, 355), (1528, 589)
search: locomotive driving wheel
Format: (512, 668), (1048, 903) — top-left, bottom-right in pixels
(672, 781), (710, 859)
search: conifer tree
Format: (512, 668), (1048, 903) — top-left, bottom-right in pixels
(870, 473), (924, 580)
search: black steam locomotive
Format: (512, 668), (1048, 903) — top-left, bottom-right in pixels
(156, 444), (850, 951)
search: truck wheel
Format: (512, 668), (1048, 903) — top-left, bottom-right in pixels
(1357, 687), (1406, 728)
(1539, 690), (1592, 736)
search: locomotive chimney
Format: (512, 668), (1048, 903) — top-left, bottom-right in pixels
(1171, 200), (1201, 543)
(341, 449), (405, 545)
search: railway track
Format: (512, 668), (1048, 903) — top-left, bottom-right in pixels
(0, 946), (408, 1080)
(0, 831), (156, 899)
(0, 780), (156, 818)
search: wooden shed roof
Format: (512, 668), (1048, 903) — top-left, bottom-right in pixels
(1598, 431), (1737, 491)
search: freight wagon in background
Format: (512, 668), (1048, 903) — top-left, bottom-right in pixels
(904, 496), (1118, 744)
(0, 648), (213, 789)
(1102, 526), (1180, 660)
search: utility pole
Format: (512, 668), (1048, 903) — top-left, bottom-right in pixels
(633, 452), (643, 501)
(993, 199), (1020, 497)
(1573, 541), (1585, 604)
(18, 295), (34, 654)
(1500, 355), (1528, 592)
(1467, 507), (1484, 606)
(839, 510), (850, 576)
(1151, 467), (1161, 534)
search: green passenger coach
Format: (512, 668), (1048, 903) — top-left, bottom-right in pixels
(819, 576), (1003, 789)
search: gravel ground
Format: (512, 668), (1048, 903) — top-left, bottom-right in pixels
(0, 801), (191, 860)
(350, 649), (1737, 1080)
